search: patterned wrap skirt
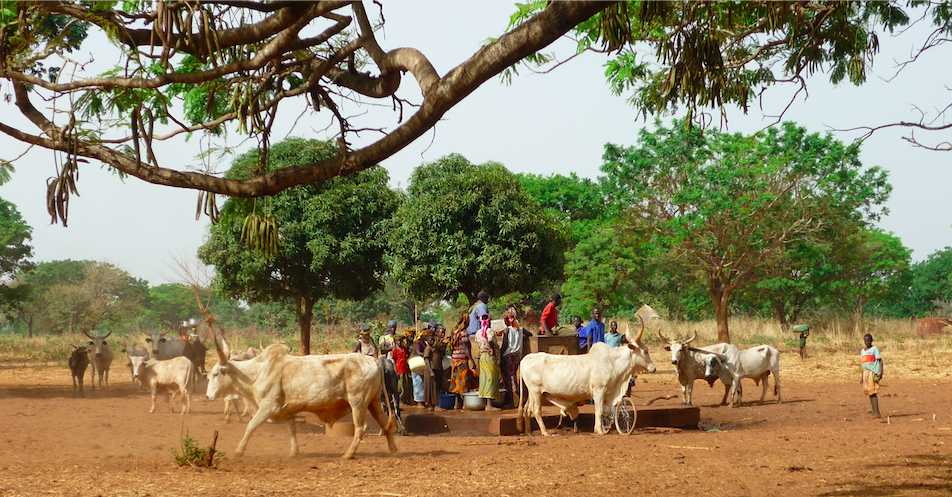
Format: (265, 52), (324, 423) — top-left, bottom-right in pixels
(449, 358), (476, 395)
(478, 353), (501, 400)
(503, 353), (521, 392)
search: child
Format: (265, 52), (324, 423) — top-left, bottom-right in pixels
(392, 335), (412, 406)
(605, 320), (624, 347)
(860, 333), (883, 418)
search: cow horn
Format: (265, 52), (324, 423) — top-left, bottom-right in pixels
(684, 330), (698, 345)
(161, 330), (171, 337)
(102, 330), (112, 339)
(82, 330), (92, 339)
(207, 323), (228, 364)
(657, 328), (673, 344)
(634, 314), (645, 344)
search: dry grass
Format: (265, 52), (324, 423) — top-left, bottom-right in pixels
(4, 317), (951, 382)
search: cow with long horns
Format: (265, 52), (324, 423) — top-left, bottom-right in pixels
(204, 329), (398, 459)
(659, 330), (741, 407)
(517, 315), (656, 436)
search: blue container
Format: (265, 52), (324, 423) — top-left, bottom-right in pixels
(438, 393), (456, 409)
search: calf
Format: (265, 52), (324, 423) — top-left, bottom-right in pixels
(128, 355), (194, 415)
(68, 345), (90, 398)
(125, 345), (150, 390)
(84, 330), (113, 390)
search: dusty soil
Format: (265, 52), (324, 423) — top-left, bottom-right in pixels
(1, 352), (951, 497)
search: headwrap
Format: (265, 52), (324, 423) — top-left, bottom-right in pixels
(427, 321), (437, 330)
(479, 313), (492, 339)
(387, 320), (397, 327)
(503, 310), (517, 327)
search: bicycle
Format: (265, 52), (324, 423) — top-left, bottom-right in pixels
(600, 396), (637, 435)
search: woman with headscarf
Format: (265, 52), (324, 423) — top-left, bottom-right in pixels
(500, 311), (531, 407)
(422, 322), (446, 410)
(448, 314), (476, 409)
(410, 324), (430, 406)
(352, 324), (378, 357)
(475, 313), (501, 411)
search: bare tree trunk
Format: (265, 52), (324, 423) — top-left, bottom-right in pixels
(293, 295), (314, 355)
(709, 281), (732, 344)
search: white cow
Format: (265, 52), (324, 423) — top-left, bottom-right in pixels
(205, 335), (397, 459)
(659, 331), (742, 407)
(704, 344), (782, 406)
(84, 330), (114, 390)
(125, 345), (150, 390)
(129, 355), (194, 415)
(517, 316), (656, 436)
(143, 330), (186, 360)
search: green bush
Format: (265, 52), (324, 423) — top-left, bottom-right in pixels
(170, 432), (222, 468)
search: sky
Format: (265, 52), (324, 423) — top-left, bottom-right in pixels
(0, 2), (950, 286)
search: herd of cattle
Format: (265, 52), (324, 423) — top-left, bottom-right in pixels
(59, 305), (795, 459)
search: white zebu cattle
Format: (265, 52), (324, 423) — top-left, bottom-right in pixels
(143, 330), (186, 360)
(213, 339), (257, 423)
(205, 336), (397, 459)
(84, 330), (114, 390)
(517, 316), (656, 436)
(705, 344), (782, 406)
(129, 355), (193, 414)
(125, 345), (150, 390)
(659, 331), (741, 407)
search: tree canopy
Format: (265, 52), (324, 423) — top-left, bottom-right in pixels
(387, 153), (567, 305)
(198, 137), (400, 354)
(0, 0), (610, 225)
(602, 119), (891, 342)
(0, 197), (33, 315)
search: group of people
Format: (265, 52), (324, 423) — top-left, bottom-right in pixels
(350, 291), (637, 414)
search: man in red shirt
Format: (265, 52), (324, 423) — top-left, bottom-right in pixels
(539, 293), (562, 335)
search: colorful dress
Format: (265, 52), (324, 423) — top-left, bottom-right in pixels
(861, 345), (882, 396)
(501, 325), (525, 395)
(449, 328), (476, 394)
(475, 328), (500, 400)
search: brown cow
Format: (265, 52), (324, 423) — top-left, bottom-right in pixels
(916, 318), (952, 338)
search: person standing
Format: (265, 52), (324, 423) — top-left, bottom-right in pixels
(475, 313), (501, 411)
(539, 293), (562, 336)
(448, 314), (476, 409)
(353, 324), (378, 357)
(422, 328), (446, 411)
(379, 320), (398, 358)
(501, 311), (531, 407)
(392, 335), (413, 407)
(581, 307), (605, 353)
(410, 326), (429, 406)
(860, 333), (884, 419)
(604, 320), (624, 347)
(467, 292), (491, 337)
(799, 328), (810, 360)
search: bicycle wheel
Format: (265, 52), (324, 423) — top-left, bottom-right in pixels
(614, 397), (637, 435)
(601, 409), (614, 434)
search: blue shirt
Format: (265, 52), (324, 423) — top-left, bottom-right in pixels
(583, 320), (605, 351)
(467, 301), (488, 336)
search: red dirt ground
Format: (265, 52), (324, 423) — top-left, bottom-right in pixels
(1, 355), (951, 497)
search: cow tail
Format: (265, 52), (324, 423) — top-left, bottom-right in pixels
(515, 368), (525, 433)
(379, 363), (395, 433)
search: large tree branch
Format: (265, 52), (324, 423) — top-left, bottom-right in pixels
(25, 1), (611, 197)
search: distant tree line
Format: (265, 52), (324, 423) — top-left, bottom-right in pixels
(1, 129), (950, 347)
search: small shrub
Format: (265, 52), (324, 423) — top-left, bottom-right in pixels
(170, 431), (222, 468)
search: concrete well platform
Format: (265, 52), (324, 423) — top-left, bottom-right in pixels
(327, 404), (699, 437)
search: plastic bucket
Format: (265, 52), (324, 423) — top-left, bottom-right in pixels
(438, 393), (456, 410)
(408, 356), (426, 375)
